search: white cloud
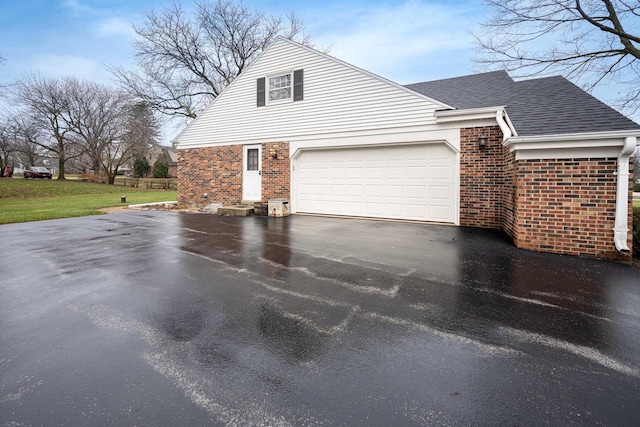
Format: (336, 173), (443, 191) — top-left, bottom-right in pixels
(96, 17), (134, 38)
(61, 0), (91, 15)
(30, 54), (103, 79)
(311, 0), (483, 83)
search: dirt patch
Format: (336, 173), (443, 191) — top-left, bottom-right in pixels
(98, 204), (202, 215)
(98, 206), (130, 214)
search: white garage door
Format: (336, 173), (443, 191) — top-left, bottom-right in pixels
(294, 144), (457, 223)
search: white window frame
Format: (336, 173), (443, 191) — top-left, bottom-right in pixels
(267, 71), (293, 104)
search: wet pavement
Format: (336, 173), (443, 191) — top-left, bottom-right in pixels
(1, 211), (640, 426)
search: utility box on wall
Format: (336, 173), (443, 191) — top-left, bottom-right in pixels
(268, 199), (290, 217)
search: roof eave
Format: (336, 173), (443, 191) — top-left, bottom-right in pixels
(434, 106), (507, 123)
(503, 129), (640, 160)
(504, 129), (640, 147)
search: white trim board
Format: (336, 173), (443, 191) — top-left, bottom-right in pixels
(504, 130), (640, 160)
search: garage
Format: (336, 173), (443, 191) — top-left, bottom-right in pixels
(293, 143), (457, 223)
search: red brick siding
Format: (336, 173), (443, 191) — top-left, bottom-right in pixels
(179, 132), (632, 261)
(502, 148), (518, 242)
(630, 160), (635, 258)
(457, 126), (630, 260)
(177, 142), (290, 208)
(261, 142), (291, 201)
(513, 158), (632, 261)
(177, 145), (243, 208)
(459, 126), (504, 229)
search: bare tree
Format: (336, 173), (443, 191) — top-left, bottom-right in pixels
(12, 74), (85, 179)
(0, 117), (14, 172)
(0, 111), (37, 173)
(8, 114), (45, 168)
(98, 101), (158, 185)
(111, 0), (313, 119)
(0, 53), (10, 93)
(66, 80), (127, 175)
(122, 102), (160, 160)
(63, 81), (157, 184)
(474, 0), (640, 114)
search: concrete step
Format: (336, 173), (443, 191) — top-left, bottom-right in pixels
(217, 205), (254, 216)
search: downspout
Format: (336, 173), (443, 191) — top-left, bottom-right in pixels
(613, 136), (636, 254)
(496, 110), (514, 140)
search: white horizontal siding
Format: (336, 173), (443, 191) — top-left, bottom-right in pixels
(177, 38), (445, 148)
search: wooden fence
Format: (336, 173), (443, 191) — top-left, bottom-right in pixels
(115, 177), (177, 190)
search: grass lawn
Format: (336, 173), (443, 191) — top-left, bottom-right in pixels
(0, 178), (177, 224)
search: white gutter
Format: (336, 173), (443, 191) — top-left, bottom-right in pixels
(436, 106), (518, 141)
(503, 129), (640, 160)
(496, 110), (514, 139)
(435, 106), (505, 123)
(504, 129), (640, 146)
(613, 136), (636, 254)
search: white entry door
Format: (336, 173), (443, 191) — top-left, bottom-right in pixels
(242, 144), (262, 201)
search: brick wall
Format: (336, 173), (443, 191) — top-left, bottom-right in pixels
(178, 145), (243, 208)
(177, 142), (290, 208)
(459, 126), (504, 229)
(513, 158), (632, 260)
(502, 149), (518, 242)
(457, 126), (631, 261)
(261, 142), (291, 201)
(178, 132), (631, 261)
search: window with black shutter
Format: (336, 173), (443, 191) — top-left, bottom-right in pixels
(257, 70), (304, 106)
(256, 77), (266, 107)
(293, 69), (303, 101)
(268, 74), (291, 101)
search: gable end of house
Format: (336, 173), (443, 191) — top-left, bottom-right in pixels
(175, 40), (640, 262)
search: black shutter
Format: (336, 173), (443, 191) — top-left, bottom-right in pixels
(293, 69), (303, 101)
(257, 77), (265, 107)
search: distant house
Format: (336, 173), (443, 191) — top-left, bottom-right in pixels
(173, 37), (639, 261)
(147, 144), (178, 177)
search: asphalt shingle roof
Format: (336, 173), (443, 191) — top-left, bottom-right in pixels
(405, 70), (640, 136)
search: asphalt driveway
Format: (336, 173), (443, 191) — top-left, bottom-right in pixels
(1, 212), (640, 425)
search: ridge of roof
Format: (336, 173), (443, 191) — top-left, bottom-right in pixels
(405, 70), (512, 88)
(405, 72), (640, 136)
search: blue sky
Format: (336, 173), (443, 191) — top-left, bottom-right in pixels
(0, 0), (635, 142)
(0, 0), (484, 86)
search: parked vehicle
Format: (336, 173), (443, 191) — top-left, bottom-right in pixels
(23, 167), (53, 179)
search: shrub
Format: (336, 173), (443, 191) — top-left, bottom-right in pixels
(153, 155), (169, 178)
(634, 206), (640, 258)
(634, 183), (640, 193)
(133, 157), (149, 178)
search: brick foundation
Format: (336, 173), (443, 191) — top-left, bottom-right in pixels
(459, 125), (632, 261)
(502, 149), (518, 242)
(460, 126), (504, 228)
(261, 142), (291, 201)
(178, 145), (243, 208)
(177, 142), (290, 209)
(514, 157), (632, 261)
